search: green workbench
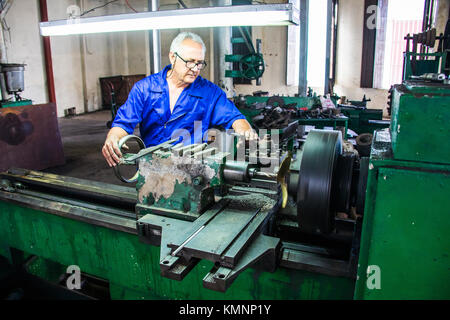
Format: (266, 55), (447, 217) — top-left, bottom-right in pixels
(0, 189), (354, 300)
(354, 129), (450, 299)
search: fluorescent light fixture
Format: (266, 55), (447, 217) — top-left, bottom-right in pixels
(40, 4), (299, 36)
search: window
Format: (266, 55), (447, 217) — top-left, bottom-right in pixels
(361, 0), (438, 89)
(373, 0), (427, 89)
(286, 0), (330, 93)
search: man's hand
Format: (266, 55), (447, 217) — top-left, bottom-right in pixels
(242, 128), (259, 141)
(102, 127), (128, 167)
(232, 119), (259, 149)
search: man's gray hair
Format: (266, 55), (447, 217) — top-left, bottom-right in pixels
(169, 32), (206, 56)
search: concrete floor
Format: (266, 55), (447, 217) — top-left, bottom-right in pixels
(43, 110), (138, 187)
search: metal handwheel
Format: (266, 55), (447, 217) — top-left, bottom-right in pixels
(239, 53), (265, 80)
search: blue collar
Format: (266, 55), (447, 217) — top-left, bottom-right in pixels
(150, 64), (205, 99)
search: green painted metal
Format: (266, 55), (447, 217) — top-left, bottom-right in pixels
(25, 256), (67, 283)
(241, 95), (320, 109)
(231, 38), (245, 44)
(390, 82), (450, 164)
(403, 52), (447, 80)
(355, 130), (450, 299)
(225, 54), (265, 80)
(0, 100), (32, 108)
(225, 54), (243, 63)
(339, 107), (387, 135)
(135, 148), (227, 218)
(0, 201), (355, 299)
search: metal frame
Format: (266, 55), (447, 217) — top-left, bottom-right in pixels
(148, 0), (161, 74)
(298, 0), (309, 96)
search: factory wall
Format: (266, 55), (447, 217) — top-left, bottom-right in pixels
(46, 0), (149, 116)
(3, 0), (149, 116)
(2, 0), (47, 105)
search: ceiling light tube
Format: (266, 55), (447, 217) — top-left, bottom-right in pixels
(40, 4), (299, 36)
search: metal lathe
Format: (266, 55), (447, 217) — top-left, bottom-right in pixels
(0, 79), (449, 300)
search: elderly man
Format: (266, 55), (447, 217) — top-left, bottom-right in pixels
(102, 31), (256, 167)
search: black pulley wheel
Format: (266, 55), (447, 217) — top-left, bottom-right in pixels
(331, 152), (356, 213)
(356, 157), (370, 215)
(297, 130), (342, 234)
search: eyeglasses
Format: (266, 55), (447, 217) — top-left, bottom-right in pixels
(175, 52), (207, 70)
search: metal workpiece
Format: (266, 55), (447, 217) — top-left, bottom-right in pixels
(223, 160), (254, 183)
(114, 136), (182, 183)
(113, 134), (146, 183)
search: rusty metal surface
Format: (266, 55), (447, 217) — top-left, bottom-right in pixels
(0, 103), (65, 172)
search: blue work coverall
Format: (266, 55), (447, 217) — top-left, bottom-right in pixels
(112, 65), (246, 147)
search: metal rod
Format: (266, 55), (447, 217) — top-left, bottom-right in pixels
(149, 0), (161, 74)
(256, 39), (262, 86)
(324, 0), (332, 95)
(237, 26), (255, 54)
(171, 225), (205, 257)
(39, 0), (57, 104)
(298, 0), (309, 96)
